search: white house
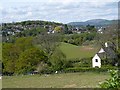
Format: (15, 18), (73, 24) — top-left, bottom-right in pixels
(92, 54), (101, 68)
(92, 46), (107, 68)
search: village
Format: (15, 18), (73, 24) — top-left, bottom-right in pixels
(1, 21), (107, 43)
(1, 0), (120, 88)
(2, 20), (118, 73)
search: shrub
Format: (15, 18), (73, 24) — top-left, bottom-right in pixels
(64, 67), (117, 73)
(69, 57), (92, 68)
(79, 57), (92, 67)
(99, 70), (120, 89)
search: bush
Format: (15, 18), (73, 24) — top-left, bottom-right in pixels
(40, 67), (54, 74)
(99, 70), (120, 89)
(79, 57), (92, 67)
(63, 67), (117, 73)
(68, 57), (92, 68)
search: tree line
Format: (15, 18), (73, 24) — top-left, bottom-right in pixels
(2, 34), (71, 75)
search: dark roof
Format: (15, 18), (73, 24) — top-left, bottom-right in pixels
(103, 47), (117, 59)
(97, 46), (117, 59)
(96, 53), (105, 59)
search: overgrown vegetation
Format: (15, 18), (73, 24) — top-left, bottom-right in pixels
(2, 20), (119, 76)
(99, 70), (120, 89)
(62, 32), (96, 46)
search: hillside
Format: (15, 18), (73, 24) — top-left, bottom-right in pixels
(68, 19), (116, 27)
(60, 42), (99, 59)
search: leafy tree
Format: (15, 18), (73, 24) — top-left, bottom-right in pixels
(54, 26), (63, 32)
(64, 24), (69, 34)
(15, 37), (34, 52)
(16, 47), (47, 74)
(2, 43), (20, 74)
(50, 49), (66, 71)
(22, 27), (47, 37)
(86, 24), (96, 32)
(62, 33), (96, 46)
(2, 37), (34, 75)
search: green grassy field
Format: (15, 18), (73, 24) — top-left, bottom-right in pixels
(60, 42), (99, 59)
(2, 72), (110, 88)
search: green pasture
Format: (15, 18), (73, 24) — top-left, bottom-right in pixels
(60, 42), (99, 59)
(3, 72), (109, 88)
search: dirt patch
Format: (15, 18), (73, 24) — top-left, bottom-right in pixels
(64, 84), (77, 88)
(81, 46), (94, 50)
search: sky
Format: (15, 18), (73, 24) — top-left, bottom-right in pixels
(0, 0), (119, 24)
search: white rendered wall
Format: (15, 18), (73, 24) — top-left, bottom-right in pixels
(92, 54), (101, 68)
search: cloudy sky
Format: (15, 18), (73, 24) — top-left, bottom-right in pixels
(0, 0), (119, 24)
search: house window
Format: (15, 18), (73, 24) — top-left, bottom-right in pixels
(95, 59), (98, 62)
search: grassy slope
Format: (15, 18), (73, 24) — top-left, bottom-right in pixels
(3, 72), (109, 88)
(60, 42), (99, 59)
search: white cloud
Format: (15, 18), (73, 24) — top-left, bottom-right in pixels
(1, 1), (118, 23)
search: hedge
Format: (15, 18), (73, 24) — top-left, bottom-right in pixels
(63, 67), (118, 73)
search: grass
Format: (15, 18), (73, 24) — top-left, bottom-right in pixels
(60, 42), (99, 59)
(2, 72), (110, 88)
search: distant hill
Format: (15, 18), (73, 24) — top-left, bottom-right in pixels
(68, 19), (117, 27)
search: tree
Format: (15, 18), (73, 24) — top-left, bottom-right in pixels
(54, 26), (63, 33)
(16, 47), (47, 74)
(95, 23), (118, 66)
(34, 34), (60, 59)
(2, 37), (35, 75)
(15, 37), (34, 52)
(22, 27), (47, 37)
(2, 43), (20, 74)
(86, 24), (96, 32)
(50, 49), (66, 71)
(64, 24), (69, 34)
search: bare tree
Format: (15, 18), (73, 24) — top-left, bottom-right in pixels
(95, 23), (118, 65)
(33, 33), (60, 59)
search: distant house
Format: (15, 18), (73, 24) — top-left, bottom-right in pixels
(92, 54), (101, 68)
(92, 48), (106, 68)
(47, 29), (55, 34)
(92, 42), (117, 68)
